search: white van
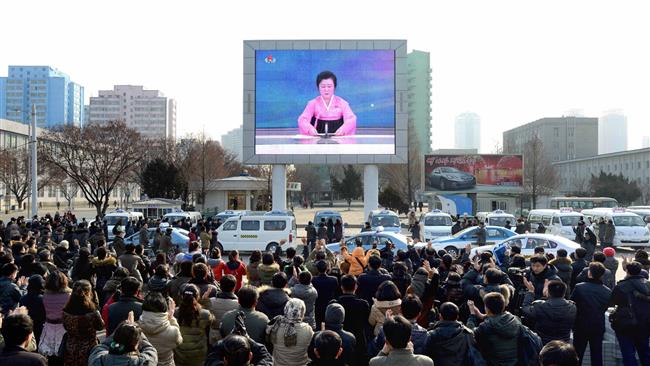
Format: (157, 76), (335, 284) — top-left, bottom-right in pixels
(216, 213), (298, 253)
(476, 210), (516, 228)
(104, 210), (145, 240)
(420, 209), (453, 241)
(548, 208), (583, 240)
(163, 210), (202, 227)
(583, 208), (650, 247)
(626, 208), (650, 230)
(527, 209), (558, 233)
(367, 209), (401, 233)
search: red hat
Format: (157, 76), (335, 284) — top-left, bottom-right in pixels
(603, 247), (616, 257)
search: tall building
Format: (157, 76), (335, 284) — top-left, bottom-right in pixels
(643, 136), (650, 149)
(0, 66), (84, 128)
(83, 105), (90, 126)
(454, 112), (481, 150)
(89, 85), (176, 140)
(221, 125), (243, 162)
(598, 110), (628, 154)
(407, 50), (432, 154)
(503, 116), (598, 162)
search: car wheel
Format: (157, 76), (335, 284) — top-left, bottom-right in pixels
(444, 245), (459, 257)
(216, 242), (224, 252)
(266, 242), (280, 253)
(440, 180), (447, 190)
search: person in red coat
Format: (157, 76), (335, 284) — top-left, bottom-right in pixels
(213, 250), (247, 292)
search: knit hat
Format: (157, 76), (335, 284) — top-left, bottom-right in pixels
(603, 247), (616, 257)
(325, 303), (345, 326)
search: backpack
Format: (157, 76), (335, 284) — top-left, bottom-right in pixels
(611, 288), (650, 332)
(517, 324), (543, 366)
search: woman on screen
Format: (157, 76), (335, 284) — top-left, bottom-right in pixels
(297, 70), (357, 136)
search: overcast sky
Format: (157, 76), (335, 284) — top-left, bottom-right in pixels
(1, 0), (648, 151)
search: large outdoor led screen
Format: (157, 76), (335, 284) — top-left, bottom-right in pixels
(254, 50), (395, 155)
(423, 154), (524, 194)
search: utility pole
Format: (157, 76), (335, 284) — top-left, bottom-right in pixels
(31, 104), (38, 217)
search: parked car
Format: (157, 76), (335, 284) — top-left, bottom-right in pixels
(367, 209), (401, 233)
(470, 233), (581, 259)
(216, 213), (297, 253)
(414, 225), (517, 257)
(325, 230), (409, 254)
(313, 210), (344, 226)
(420, 210), (454, 241)
(428, 167), (476, 190)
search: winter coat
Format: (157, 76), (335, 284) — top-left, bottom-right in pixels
(312, 274), (339, 327)
(575, 266), (615, 290)
(43, 291), (71, 322)
(266, 318), (314, 366)
(331, 294), (371, 364)
(93, 257), (117, 294)
(256, 287), (290, 319)
(112, 236), (126, 257)
(19, 292), (45, 342)
(609, 274), (650, 337)
(308, 327), (356, 366)
(258, 263), (280, 287)
(570, 279), (612, 334)
(526, 265), (561, 299)
(88, 335), (158, 366)
(220, 307), (269, 345)
(369, 320), (428, 356)
(207, 292), (239, 327)
(521, 292), (577, 344)
(148, 275), (171, 296)
(168, 276), (191, 304)
(0, 276), (23, 316)
(213, 260), (247, 292)
(107, 296), (143, 335)
(0, 345), (48, 366)
(391, 271), (412, 298)
(357, 269), (392, 306)
(425, 320), (474, 366)
(341, 246), (370, 276)
(62, 310), (104, 366)
(548, 257), (573, 285)
(603, 223), (616, 244)
(604, 256), (619, 276)
(118, 253), (145, 283)
(204, 336), (273, 366)
(291, 283), (318, 329)
(468, 312), (521, 366)
(138, 310), (183, 366)
(174, 309), (213, 366)
(570, 258), (588, 289)
(369, 349), (433, 366)
(247, 261), (262, 287)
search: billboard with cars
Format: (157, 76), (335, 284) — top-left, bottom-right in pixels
(423, 154), (524, 194)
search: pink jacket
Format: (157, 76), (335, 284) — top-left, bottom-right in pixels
(297, 95), (357, 135)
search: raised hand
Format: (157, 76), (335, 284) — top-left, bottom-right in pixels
(523, 277), (535, 293)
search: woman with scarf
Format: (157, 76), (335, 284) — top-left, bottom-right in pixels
(266, 298), (314, 366)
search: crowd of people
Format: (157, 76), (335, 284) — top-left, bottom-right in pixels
(0, 211), (649, 366)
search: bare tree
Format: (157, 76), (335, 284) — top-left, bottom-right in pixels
(524, 134), (559, 208)
(59, 182), (79, 209)
(293, 165), (323, 203)
(640, 184), (650, 205)
(40, 121), (144, 216)
(569, 176), (591, 197)
(0, 148), (30, 208)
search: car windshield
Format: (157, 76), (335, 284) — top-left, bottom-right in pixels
(317, 215), (342, 224)
(560, 216), (581, 226)
(440, 167), (459, 173)
(488, 217), (512, 227)
(104, 216), (128, 225)
(452, 226), (475, 238)
(613, 216), (645, 227)
(166, 215), (186, 223)
(424, 216), (452, 226)
(371, 215), (400, 227)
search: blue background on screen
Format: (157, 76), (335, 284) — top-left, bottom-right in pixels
(255, 50), (395, 129)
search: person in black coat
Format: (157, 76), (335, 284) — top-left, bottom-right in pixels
(356, 255), (392, 306)
(106, 277), (143, 335)
(521, 279), (576, 345)
(608, 261), (650, 366)
(312, 260), (339, 329)
(18, 275), (46, 343)
(574, 251), (616, 290)
(330, 275), (370, 366)
(570, 262), (612, 366)
(570, 247), (589, 291)
(317, 221), (328, 241)
(425, 302), (474, 366)
(526, 255), (562, 299)
(308, 303), (355, 366)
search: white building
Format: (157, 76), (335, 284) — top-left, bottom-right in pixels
(89, 85), (176, 140)
(598, 109), (628, 154)
(221, 125), (243, 162)
(454, 112), (481, 150)
(642, 136), (650, 149)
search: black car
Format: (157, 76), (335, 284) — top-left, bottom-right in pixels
(428, 167), (476, 190)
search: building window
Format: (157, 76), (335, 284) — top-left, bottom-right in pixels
(553, 127), (559, 137)
(639, 162), (642, 169)
(568, 127), (574, 137)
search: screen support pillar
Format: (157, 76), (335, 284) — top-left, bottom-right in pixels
(363, 165), (379, 222)
(271, 165), (287, 210)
